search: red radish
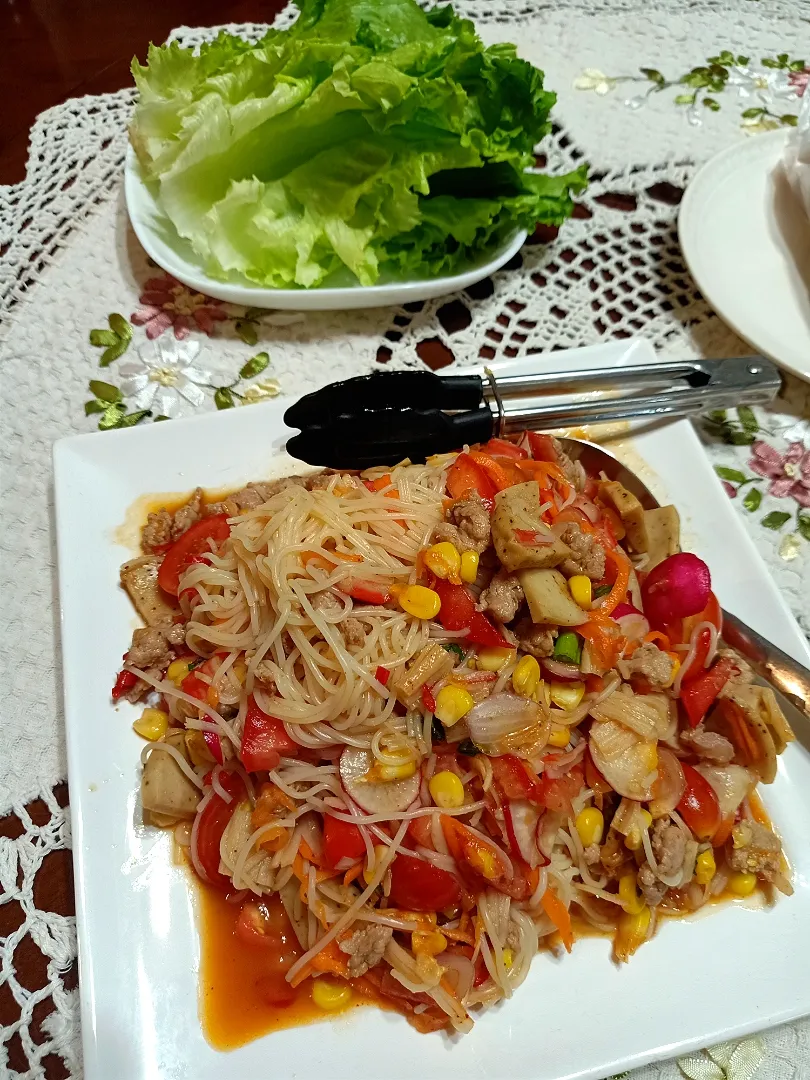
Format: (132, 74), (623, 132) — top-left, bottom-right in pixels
(339, 747), (420, 815)
(612, 602), (650, 642)
(641, 553), (711, 630)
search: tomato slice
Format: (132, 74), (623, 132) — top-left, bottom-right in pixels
(489, 755), (545, 804)
(679, 657), (737, 728)
(158, 514), (231, 596)
(538, 763), (585, 815)
(677, 763), (721, 839)
(482, 438), (527, 460)
(678, 625), (713, 684)
(527, 432), (558, 462)
(432, 579), (509, 648)
(241, 696), (299, 772)
(322, 814), (367, 868)
(446, 453), (497, 509)
(388, 854), (461, 912)
(194, 771), (245, 888)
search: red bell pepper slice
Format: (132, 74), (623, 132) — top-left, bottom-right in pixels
(240, 696), (299, 772)
(388, 854), (462, 912)
(181, 671), (208, 702)
(432, 579), (509, 648)
(157, 514), (231, 596)
(344, 580), (391, 605)
(482, 438), (527, 460)
(527, 432), (558, 462)
(322, 814), (367, 868)
(375, 665), (391, 687)
(677, 763), (721, 840)
(112, 668), (138, 700)
(446, 453), (497, 509)
(195, 771), (246, 888)
(422, 685), (437, 713)
(489, 755), (545, 805)
(203, 730), (224, 765)
(679, 657), (737, 728)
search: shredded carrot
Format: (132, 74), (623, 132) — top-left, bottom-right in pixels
(720, 700), (761, 764)
(748, 790), (770, 826)
(527, 865), (540, 895)
(598, 546), (631, 616)
(541, 886), (574, 953)
(439, 925), (475, 945)
(514, 458), (572, 496)
(365, 474), (393, 492)
(644, 630), (671, 650)
(343, 861), (364, 887)
(468, 450), (520, 491)
(289, 939), (350, 987)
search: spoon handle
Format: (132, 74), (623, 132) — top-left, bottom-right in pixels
(721, 607), (810, 726)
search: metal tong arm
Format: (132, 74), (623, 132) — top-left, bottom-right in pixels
(721, 608), (810, 723)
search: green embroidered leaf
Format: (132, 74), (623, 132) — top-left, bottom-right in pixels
(737, 406), (758, 434)
(98, 404), (127, 430)
(89, 380), (123, 403)
(640, 67), (665, 84)
(239, 351), (270, 379)
(108, 313), (133, 341)
(89, 329), (118, 347)
(728, 430), (756, 446)
(778, 53), (789, 64)
(243, 307), (266, 321)
(99, 338), (130, 367)
(84, 399), (106, 415)
(742, 107), (766, 118)
(235, 319), (259, 346)
(761, 57), (780, 69)
(761, 511), (791, 530)
(112, 409), (151, 429)
(736, 55), (750, 65)
(214, 387), (236, 410)
(681, 71), (709, 88)
(789, 59), (807, 72)
(703, 97), (721, 111)
(742, 487), (762, 512)
(781, 114), (799, 127)
(675, 92), (695, 104)
(714, 466), (747, 484)
(707, 409), (727, 423)
(797, 513), (810, 542)
(154, 414), (171, 422)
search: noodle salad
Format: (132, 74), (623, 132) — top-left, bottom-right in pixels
(114, 432), (794, 1035)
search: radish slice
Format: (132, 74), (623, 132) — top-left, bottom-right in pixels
(542, 659), (581, 681)
(648, 748), (686, 818)
(339, 747), (420, 815)
(641, 553), (711, 630)
(504, 799), (543, 867)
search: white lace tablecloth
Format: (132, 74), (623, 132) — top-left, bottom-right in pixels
(1, 2), (809, 1077)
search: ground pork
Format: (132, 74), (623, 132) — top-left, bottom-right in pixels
(637, 864), (669, 906)
(617, 642), (675, 688)
(313, 591), (342, 617)
(171, 487), (203, 540)
(728, 820), (782, 881)
(253, 661), (277, 690)
(141, 509), (172, 552)
(342, 617), (365, 647)
(434, 491), (491, 554)
(651, 817), (687, 879)
(583, 843), (601, 866)
(127, 627), (174, 670)
(165, 623), (187, 646)
(514, 618), (556, 658)
(552, 437), (585, 492)
(478, 570), (524, 624)
(717, 650), (754, 701)
(559, 522), (606, 579)
(680, 723), (735, 764)
(338, 924), (392, 978)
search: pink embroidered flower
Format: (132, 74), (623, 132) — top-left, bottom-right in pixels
(131, 276), (227, 340)
(748, 440), (810, 507)
(721, 481), (737, 499)
(789, 68), (810, 97)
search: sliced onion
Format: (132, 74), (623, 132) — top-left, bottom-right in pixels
(694, 764), (755, 819)
(542, 659), (581, 681)
(466, 694), (544, 747)
(504, 800), (542, 868)
(641, 553), (711, 630)
(648, 749), (686, 818)
(543, 739), (587, 779)
(297, 810), (324, 858)
(589, 718), (657, 801)
(439, 952), (474, 1002)
(573, 495), (600, 523)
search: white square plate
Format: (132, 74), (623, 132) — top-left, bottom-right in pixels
(54, 341), (810, 1080)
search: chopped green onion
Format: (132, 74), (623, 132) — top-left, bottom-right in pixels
(443, 643), (465, 660)
(592, 583), (612, 599)
(553, 631), (582, 666)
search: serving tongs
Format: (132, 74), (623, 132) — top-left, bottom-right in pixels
(284, 355), (781, 469)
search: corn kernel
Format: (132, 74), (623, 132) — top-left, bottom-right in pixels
(312, 977), (352, 1012)
(575, 807), (604, 847)
(616, 904), (651, 960)
(132, 707), (169, 741)
(424, 542), (461, 582)
(513, 655), (541, 698)
(618, 873), (645, 914)
(476, 646), (515, 672)
(568, 575), (592, 608)
(549, 681), (585, 710)
(167, 659), (191, 685)
(728, 872), (757, 897)
(412, 929), (447, 956)
(460, 550), (479, 584)
(434, 685), (474, 727)
(695, 849), (716, 885)
(547, 726), (570, 748)
(370, 761), (417, 782)
(232, 660), (247, 684)
(363, 845), (390, 885)
(502, 947), (514, 970)
(625, 810), (652, 851)
(429, 770), (465, 809)
(467, 845), (498, 880)
(399, 585), (441, 620)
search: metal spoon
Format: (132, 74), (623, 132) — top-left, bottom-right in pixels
(559, 436), (810, 729)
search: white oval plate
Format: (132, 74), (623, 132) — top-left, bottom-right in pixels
(124, 146), (527, 311)
(678, 130), (810, 385)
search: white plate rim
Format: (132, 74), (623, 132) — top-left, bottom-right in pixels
(53, 342), (810, 1080)
(124, 146), (528, 311)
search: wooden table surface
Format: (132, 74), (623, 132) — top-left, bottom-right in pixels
(0, 5), (287, 1073)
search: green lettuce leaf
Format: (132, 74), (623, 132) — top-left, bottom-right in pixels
(130, 0), (586, 287)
